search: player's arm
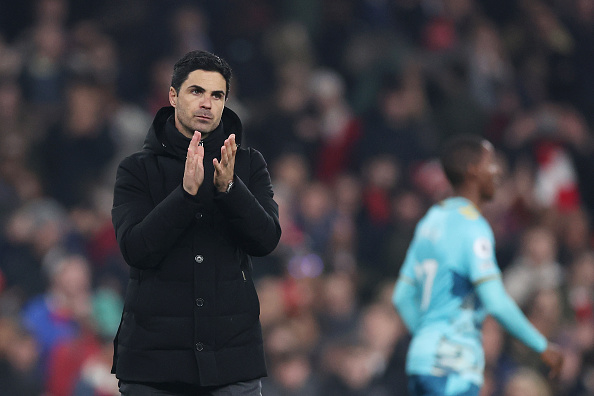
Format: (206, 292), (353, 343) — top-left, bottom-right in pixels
(475, 277), (563, 378)
(393, 275), (421, 332)
(476, 277), (546, 351)
(466, 219), (563, 378)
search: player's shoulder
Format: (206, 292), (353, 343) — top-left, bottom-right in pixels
(456, 203), (481, 221)
(440, 198), (492, 235)
(440, 199), (483, 223)
(117, 151), (144, 171)
(115, 149), (160, 182)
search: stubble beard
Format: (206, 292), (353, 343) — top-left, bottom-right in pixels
(177, 112), (213, 138)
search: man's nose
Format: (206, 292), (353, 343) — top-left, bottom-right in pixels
(200, 95), (212, 108)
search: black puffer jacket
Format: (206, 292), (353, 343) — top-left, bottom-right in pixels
(111, 106), (281, 386)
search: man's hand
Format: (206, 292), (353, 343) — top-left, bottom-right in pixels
(541, 343), (564, 379)
(183, 131), (204, 195)
(213, 134), (237, 192)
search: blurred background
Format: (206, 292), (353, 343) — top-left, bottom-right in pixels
(0, 0), (593, 395)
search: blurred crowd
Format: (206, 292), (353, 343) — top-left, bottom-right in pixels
(0, 0), (594, 395)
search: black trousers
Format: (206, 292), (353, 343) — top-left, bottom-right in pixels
(118, 379), (262, 396)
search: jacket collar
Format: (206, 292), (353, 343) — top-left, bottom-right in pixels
(143, 106), (243, 159)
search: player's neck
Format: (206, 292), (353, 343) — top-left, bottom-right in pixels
(455, 187), (483, 211)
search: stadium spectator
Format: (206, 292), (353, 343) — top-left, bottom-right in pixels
(21, 253), (92, 378)
(0, 317), (43, 396)
(503, 226), (564, 307)
(32, 77), (115, 208)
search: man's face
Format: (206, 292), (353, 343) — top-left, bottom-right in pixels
(477, 142), (501, 201)
(169, 69), (227, 138)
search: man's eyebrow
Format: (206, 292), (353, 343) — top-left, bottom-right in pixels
(187, 85), (205, 92)
(187, 85), (225, 97)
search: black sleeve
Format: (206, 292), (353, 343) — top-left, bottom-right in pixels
(214, 148), (281, 256)
(111, 155), (200, 269)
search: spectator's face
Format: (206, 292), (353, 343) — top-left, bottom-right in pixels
(169, 69), (226, 137)
(67, 84), (103, 135)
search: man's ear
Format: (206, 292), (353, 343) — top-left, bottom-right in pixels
(466, 163), (479, 179)
(169, 87), (177, 107)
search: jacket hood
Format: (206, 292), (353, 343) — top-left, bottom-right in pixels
(143, 106), (243, 158)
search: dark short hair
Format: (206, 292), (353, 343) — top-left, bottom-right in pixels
(171, 50), (232, 98)
(440, 134), (487, 188)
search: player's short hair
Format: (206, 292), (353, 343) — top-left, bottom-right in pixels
(440, 134), (487, 188)
(171, 50), (232, 98)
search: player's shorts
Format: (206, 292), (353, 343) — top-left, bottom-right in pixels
(408, 374), (480, 396)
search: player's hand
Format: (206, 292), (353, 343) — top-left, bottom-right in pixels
(213, 134), (237, 192)
(183, 131), (204, 195)
(540, 343), (564, 379)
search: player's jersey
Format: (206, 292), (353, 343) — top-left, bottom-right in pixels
(399, 197), (501, 386)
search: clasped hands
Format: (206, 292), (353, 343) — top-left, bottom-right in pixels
(183, 131), (237, 195)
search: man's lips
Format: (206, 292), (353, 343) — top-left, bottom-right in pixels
(195, 114), (212, 120)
